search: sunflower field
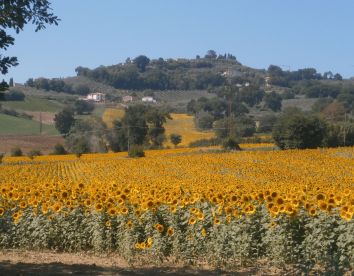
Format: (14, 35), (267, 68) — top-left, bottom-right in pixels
(0, 147), (353, 273)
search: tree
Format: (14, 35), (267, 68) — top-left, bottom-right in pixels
(145, 108), (170, 147)
(108, 120), (128, 152)
(4, 90), (25, 101)
(214, 116), (256, 139)
(54, 108), (75, 136)
(264, 92), (282, 112)
(74, 100), (94, 115)
(65, 117), (108, 154)
(196, 113), (214, 130)
(133, 55), (150, 72)
(52, 143), (67, 155)
(258, 114), (278, 133)
(0, 0), (59, 91)
(334, 73), (343, 81)
(72, 84), (90, 95)
(25, 78), (34, 87)
(27, 149), (41, 160)
(122, 105), (148, 146)
(272, 110), (327, 149)
(170, 134), (182, 147)
(204, 50), (217, 59)
(11, 147), (23, 157)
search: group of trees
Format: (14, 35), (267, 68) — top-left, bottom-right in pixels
(74, 50), (241, 91)
(272, 107), (354, 149)
(108, 105), (171, 152)
(54, 104), (171, 155)
(187, 84), (283, 135)
(76, 63), (227, 91)
(25, 78), (91, 95)
(267, 65), (343, 88)
(0, 90), (25, 101)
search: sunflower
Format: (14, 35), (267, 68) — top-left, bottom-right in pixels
(126, 220), (133, 229)
(316, 193), (325, 201)
(19, 201), (27, 209)
(0, 207), (4, 217)
(167, 227), (174, 236)
(197, 212), (204, 221)
(147, 237), (153, 246)
(318, 201), (328, 212)
(308, 207), (317, 216)
(170, 205), (177, 213)
(224, 206), (233, 214)
(201, 228), (207, 237)
(105, 220), (111, 228)
(52, 202), (62, 213)
(214, 218), (221, 225)
(84, 199), (91, 207)
(188, 217), (196, 225)
(340, 211), (353, 222)
(61, 191), (69, 199)
(276, 197), (284, 205)
(41, 203), (48, 215)
(12, 211), (22, 221)
(108, 207), (117, 216)
(154, 223), (164, 233)
(121, 207), (129, 215)
(95, 203), (103, 212)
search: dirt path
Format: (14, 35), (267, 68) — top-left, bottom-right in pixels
(0, 250), (279, 275)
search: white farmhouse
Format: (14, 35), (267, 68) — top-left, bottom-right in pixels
(87, 92), (105, 102)
(122, 95), (133, 103)
(142, 96), (156, 103)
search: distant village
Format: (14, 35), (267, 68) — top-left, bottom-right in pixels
(83, 92), (157, 104)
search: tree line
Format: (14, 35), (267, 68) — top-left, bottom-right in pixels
(54, 104), (172, 156)
(25, 78), (91, 95)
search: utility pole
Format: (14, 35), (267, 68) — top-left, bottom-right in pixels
(127, 125), (130, 151)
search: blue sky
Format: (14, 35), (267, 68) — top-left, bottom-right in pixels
(4, 0), (354, 83)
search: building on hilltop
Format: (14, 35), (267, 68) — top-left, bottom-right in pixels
(122, 95), (133, 103)
(142, 96), (157, 103)
(86, 92), (105, 102)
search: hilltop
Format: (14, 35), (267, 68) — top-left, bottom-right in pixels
(1, 51), (354, 154)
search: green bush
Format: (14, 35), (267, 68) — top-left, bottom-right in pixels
(169, 133), (182, 147)
(222, 137), (241, 151)
(11, 147), (23, 157)
(272, 110), (327, 149)
(128, 145), (145, 158)
(27, 150), (42, 160)
(189, 138), (220, 147)
(52, 144), (67, 155)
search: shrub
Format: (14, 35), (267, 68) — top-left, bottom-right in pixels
(189, 138), (220, 147)
(128, 145), (145, 158)
(272, 110), (327, 149)
(4, 90), (25, 101)
(52, 144), (67, 155)
(196, 113), (214, 130)
(27, 150), (42, 160)
(222, 137), (241, 151)
(11, 147), (23, 157)
(169, 133), (182, 147)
